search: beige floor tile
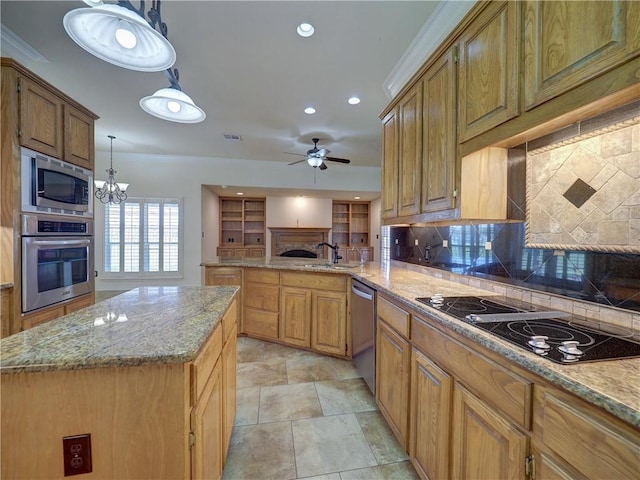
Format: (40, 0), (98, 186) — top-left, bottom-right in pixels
(237, 357), (287, 389)
(338, 461), (419, 479)
(292, 414), (377, 478)
(315, 378), (378, 416)
(235, 387), (260, 426)
(263, 341), (320, 361)
(355, 411), (409, 464)
(222, 421), (297, 480)
(237, 336), (267, 363)
(298, 474), (341, 480)
(286, 355), (360, 384)
(259, 382), (323, 423)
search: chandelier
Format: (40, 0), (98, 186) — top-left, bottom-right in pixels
(63, 0), (205, 123)
(95, 135), (129, 204)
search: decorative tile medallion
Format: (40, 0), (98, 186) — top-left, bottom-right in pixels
(526, 111), (640, 253)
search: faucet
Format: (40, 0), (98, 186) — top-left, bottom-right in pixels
(424, 245), (431, 263)
(317, 242), (342, 264)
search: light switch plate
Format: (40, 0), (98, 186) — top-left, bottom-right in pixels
(443, 240), (448, 248)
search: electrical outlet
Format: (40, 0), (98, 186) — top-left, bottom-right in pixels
(485, 241), (492, 250)
(442, 239), (448, 248)
(63, 434), (92, 476)
(395, 238), (399, 245)
(414, 239), (419, 246)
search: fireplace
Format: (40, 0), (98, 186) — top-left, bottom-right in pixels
(269, 227), (330, 259)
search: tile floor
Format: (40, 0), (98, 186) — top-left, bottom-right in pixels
(222, 336), (419, 480)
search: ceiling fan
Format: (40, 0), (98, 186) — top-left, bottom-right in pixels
(287, 138), (351, 170)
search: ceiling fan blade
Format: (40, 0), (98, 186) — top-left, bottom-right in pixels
(287, 158), (307, 166)
(319, 162), (328, 170)
(325, 156), (351, 164)
(317, 148), (330, 157)
(284, 151), (305, 157)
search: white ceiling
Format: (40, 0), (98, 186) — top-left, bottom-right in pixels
(1, 1), (471, 198)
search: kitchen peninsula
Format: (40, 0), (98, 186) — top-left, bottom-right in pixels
(203, 257), (639, 479)
(1, 286), (239, 479)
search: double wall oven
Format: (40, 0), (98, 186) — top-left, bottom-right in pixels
(20, 147), (95, 314)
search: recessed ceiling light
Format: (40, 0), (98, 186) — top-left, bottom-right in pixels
(297, 22), (314, 38)
(354, 196), (361, 200)
(236, 192), (244, 196)
(348, 97), (361, 105)
(304, 107), (316, 115)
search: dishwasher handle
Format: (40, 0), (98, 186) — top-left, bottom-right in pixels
(351, 283), (374, 301)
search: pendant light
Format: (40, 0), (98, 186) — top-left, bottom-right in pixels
(63, 2), (176, 72)
(95, 135), (129, 205)
(140, 71), (206, 123)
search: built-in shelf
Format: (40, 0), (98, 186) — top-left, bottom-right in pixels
(218, 197), (266, 257)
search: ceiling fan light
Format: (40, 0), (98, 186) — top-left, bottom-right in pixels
(63, 3), (176, 72)
(307, 156), (323, 168)
(140, 87), (206, 123)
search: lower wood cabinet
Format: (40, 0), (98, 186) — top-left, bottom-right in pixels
(1, 287), (13, 338)
(280, 286), (312, 347)
(451, 383), (527, 479)
(22, 293), (95, 330)
(243, 269), (279, 340)
(409, 349), (452, 480)
(311, 290), (347, 356)
(376, 318), (411, 449)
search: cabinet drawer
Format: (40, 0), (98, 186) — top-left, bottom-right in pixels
(281, 272), (346, 292)
(244, 283), (279, 312)
(377, 295), (410, 338)
(192, 324), (223, 401)
(222, 298), (238, 344)
(539, 389), (640, 480)
(244, 268), (279, 285)
(243, 309), (279, 339)
(412, 314), (532, 429)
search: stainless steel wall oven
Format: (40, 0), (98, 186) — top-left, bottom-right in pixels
(21, 213), (94, 313)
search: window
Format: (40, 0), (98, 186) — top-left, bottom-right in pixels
(104, 198), (183, 277)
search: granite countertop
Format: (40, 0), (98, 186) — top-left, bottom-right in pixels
(203, 257), (640, 427)
(0, 286), (239, 374)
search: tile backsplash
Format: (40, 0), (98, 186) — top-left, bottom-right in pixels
(390, 222), (640, 329)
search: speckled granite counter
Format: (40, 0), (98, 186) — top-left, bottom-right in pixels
(0, 285), (239, 374)
(202, 257), (640, 427)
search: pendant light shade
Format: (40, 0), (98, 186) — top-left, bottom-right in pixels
(140, 87), (206, 123)
(307, 156), (323, 168)
(63, 3), (176, 72)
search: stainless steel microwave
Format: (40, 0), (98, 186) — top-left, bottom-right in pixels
(21, 147), (93, 217)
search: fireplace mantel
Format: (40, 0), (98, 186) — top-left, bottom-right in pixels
(269, 227), (330, 258)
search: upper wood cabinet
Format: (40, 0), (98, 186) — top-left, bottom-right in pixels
(19, 76), (64, 159)
(421, 46), (457, 213)
(398, 84), (422, 217)
(457, 0), (520, 142)
(381, 108), (399, 220)
(19, 73), (95, 169)
(524, 1), (640, 110)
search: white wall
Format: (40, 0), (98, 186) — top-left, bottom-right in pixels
(200, 186), (219, 280)
(94, 151), (380, 291)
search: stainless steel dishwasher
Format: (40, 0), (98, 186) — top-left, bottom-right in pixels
(351, 279), (376, 394)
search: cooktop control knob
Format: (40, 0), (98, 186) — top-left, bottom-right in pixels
(465, 313), (479, 323)
(558, 341), (584, 362)
(528, 335), (551, 352)
(430, 294), (444, 306)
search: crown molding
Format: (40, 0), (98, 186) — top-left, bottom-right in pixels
(383, 0), (475, 100)
(0, 24), (49, 64)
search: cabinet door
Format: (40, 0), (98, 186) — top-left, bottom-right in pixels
(410, 349), (452, 480)
(458, 1), (520, 142)
(191, 361), (223, 480)
(19, 76), (64, 158)
(311, 290), (347, 356)
(222, 323), (237, 464)
(398, 84), (422, 217)
(381, 108), (399, 220)
(64, 105), (94, 169)
(421, 46), (457, 213)
(451, 383), (527, 480)
(280, 287), (311, 348)
(376, 320), (411, 449)
(524, 1), (640, 110)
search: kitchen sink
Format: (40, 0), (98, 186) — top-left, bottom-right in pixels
(300, 263), (358, 270)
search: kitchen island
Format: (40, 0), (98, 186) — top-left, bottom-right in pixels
(1, 285), (239, 479)
(203, 257), (640, 479)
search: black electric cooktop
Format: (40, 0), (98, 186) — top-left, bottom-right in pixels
(415, 296), (640, 364)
